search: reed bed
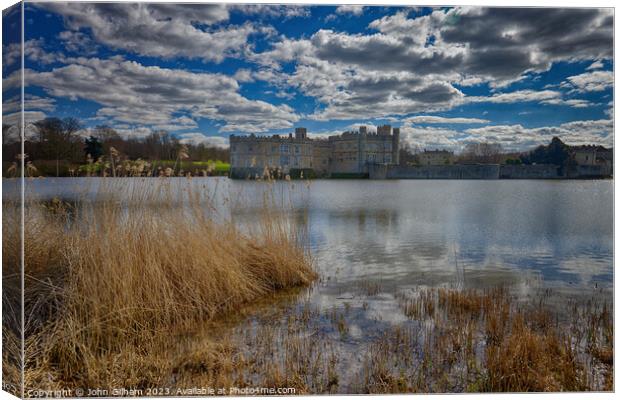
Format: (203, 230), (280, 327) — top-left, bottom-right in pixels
(2, 178), (316, 392)
(364, 287), (614, 393)
(166, 285), (612, 394)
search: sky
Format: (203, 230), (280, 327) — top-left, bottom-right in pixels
(2, 2), (614, 152)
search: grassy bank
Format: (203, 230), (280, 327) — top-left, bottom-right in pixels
(2, 159), (230, 177)
(2, 178), (314, 392)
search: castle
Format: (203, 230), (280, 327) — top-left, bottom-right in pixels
(229, 125), (400, 178)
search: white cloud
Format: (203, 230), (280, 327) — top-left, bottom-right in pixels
(233, 68), (254, 83)
(38, 3), (266, 63)
(335, 5), (365, 16)
(3, 94), (56, 115)
(403, 116), (490, 124)
(178, 133), (229, 148)
(3, 39), (64, 68)
(399, 119), (613, 152)
(11, 57), (299, 136)
(232, 4), (311, 19)
(469, 90), (562, 104)
(59, 30), (99, 55)
(246, 7), (612, 120)
(564, 70), (613, 93)
(586, 60), (604, 70)
(540, 99), (595, 108)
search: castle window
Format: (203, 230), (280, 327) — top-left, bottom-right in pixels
(280, 144), (289, 153)
(280, 155), (290, 165)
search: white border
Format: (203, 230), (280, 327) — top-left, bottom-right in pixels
(0, 1), (617, 400)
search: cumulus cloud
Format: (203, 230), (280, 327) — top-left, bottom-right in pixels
(401, 119), (613, 152)
(467, 89), (596, 108)
(233, 68), (255, 83)
(37, 3), (267, 62)
(10, 57), (299, 135)
(58, 30), (99, 55)
(178, 133), (229, 148)
(2, 94), (57, 143)
(403, 116), (490, 124)
(464, 119), (613, 150)
(3, 39), (65, 68)
(564, 70), (613, 93)
(335, 5), (365, 16)
(3, 94), (56, 115)
(232, 4), (311, 19)
(586, 60), (604, 70)
(439, 8), (613, 83)
(469, 90), (562, 104)
(248, 7), (612, 120)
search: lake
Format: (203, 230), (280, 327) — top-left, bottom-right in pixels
(7, 177), (613, 297)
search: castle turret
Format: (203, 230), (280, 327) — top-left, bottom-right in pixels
(392, 127), (400, 165)
(295, 127), (307, 139)
(358, 126), (367, 173)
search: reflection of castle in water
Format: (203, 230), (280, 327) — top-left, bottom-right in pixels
(229, 125), (400, 178)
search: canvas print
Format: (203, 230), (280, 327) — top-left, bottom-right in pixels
(2, 1), (614, 397)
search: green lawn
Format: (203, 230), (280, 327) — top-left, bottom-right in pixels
(3, 159), (230, 177)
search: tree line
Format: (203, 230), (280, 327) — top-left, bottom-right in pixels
(3, 117), (230, 176)
(399, 137), (610, 167)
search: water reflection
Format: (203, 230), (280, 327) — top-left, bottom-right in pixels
(7, 177), (613, 295)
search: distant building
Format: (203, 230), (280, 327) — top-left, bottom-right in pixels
(571, 145), (613, 177)
(596, 148), (613, 176)
(418, 149), (454, 165)
(573, 146), (598, 166)
(229, 125), (400, 178)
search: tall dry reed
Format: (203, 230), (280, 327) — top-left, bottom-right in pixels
(2, 178), (315, 391)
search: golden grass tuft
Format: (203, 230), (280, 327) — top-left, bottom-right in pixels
(364, 287), (613, 393)
(3, 178), (316, 392)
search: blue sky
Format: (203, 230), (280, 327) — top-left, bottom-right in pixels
(2, 3), (614, 151)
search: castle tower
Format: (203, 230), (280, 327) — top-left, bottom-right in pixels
(295, 127), (307, 139)
(358, 126), (367, 173)
(377, 124), (391, 136)
(392, 128), (400, 165)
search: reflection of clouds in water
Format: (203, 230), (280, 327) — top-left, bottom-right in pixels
(556, 255), (612, 286)
(363, 297), (409, 325)
(16, 178), (613, 293)
(348, 324), (363, 339)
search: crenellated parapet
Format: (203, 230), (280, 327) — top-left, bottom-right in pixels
(229, 124), (401, 177)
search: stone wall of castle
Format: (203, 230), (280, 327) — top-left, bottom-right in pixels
(229, 125), (400, 178)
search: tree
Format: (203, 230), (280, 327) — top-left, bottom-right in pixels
(399, 143), (420, 166)
(521, 137), (572, 167)
(460, 142), (504, 164)
(84, 136), (104, 160)
(33, 117), (83, 176)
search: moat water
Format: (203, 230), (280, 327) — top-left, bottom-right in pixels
(7, 177), (613, 297)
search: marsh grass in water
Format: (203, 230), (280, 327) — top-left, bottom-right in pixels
(160, 285), (613, 394)
(2, 177), (315, 392)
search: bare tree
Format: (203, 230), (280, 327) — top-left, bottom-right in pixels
(33, 117), (83, 176)
(460, 142), (504, 164)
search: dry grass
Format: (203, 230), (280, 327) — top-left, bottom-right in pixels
(361, 287), (613, 393)
(2, 178), (316, 392)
